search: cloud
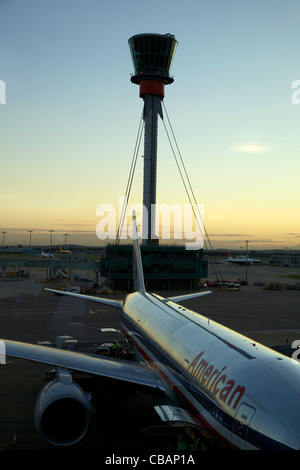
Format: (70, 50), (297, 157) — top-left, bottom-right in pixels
(209, 233), (251, 237)
(232, 141), (270, 154)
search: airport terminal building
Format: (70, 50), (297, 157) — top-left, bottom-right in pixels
(269, 253), (300, 266)
(100, 244), (208, 291)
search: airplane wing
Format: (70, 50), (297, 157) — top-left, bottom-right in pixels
(44, 288), (212, 306)
(4, 339), (165, 391)
(4, 282), (164, 391)
(168, 291), (212, 302)
(44, 288), (123, 309)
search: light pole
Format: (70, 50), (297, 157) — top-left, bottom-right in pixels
(63, 233), (69, 246)
(1, 231), (6, 248)
(28, 230), (33, 248)
(245, 240), (249, 285)
(48, 230), (54, 250)
(28, 230), (33, 275)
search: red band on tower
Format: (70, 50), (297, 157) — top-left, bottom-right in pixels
(139, 80), (165, 98)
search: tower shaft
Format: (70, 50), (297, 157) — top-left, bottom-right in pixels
(142, 94), (163, 245)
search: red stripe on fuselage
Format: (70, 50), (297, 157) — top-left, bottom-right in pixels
(121, 323), (235, 450)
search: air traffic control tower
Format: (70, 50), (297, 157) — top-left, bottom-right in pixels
(128, 33), (177, 245)
(100, 34), (208, 291)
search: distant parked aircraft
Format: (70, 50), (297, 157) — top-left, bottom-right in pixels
(40, 250), (53, 259)
(225, 251), (262, 265)
(60, 247), (72, 254)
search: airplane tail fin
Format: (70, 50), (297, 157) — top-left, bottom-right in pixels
(132, 211), (146, 293)
(225, 251), (232, 259)
(130, 212), (211, 301)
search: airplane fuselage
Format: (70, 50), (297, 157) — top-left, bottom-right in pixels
(122, 291), (300, 450)
(227, 258), (262, 265)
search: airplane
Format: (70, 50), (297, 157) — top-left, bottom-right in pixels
(60, 246), (72, 254)
(225, 251), (262, 265)
(3, 213), (300, 450)
(40, 249), (54, 259)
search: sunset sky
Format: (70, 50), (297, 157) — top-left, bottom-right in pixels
(1, 0), (300, 249)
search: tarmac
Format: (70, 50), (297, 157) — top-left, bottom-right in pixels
(1, 261), (300, 452)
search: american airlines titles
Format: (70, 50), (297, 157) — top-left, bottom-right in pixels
(188, 351), (245, 410)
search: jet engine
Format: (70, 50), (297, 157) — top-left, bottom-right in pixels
(34, 367), (91, 446)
